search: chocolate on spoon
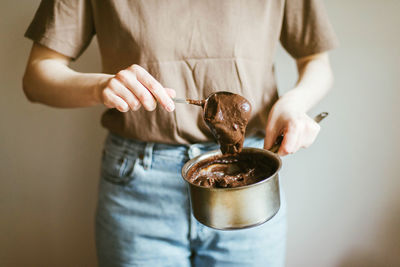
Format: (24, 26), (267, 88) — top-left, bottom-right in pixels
(173, 92), (252, 155)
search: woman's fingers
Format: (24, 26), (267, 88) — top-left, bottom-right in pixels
(101, 64), (175, 112)
(107, 78), (141, 110)
(264, 125), (280, 150)
(264, 110), (281, 149)
(278, 124), (301, 156)
(264, 113), (321, 156)
(301, 119), (320, 148)
(115, 68), (157, 111)
(165, 88), (177, 98)
(102, 88), (130, 112)
(128, 65), (175, 112)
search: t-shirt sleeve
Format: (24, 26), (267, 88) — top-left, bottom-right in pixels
(280, 0), (339, 58)
(24, 0), (95, 60)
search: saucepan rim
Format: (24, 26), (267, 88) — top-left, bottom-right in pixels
(181, 147), (282, 191)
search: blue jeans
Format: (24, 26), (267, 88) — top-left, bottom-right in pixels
(96, 133), (287, 267)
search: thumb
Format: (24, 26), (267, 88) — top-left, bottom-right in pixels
(264, 124), (280, 150)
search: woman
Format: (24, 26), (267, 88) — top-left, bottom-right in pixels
(23, 0), (338, 266)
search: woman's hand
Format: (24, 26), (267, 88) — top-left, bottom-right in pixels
(264, 91), (321, 156)
(263, 52), (334, 156)
(97, 64), (176, 112)
(23, 44), (177, 111)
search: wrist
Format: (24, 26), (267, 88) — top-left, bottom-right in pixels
(276, 88), (309, 114)
(92, 74), (112, 105)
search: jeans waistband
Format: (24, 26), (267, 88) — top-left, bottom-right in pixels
(104, 132), (264, 169)
(106, 132), (218, 155)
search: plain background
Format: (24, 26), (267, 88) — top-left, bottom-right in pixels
(1, 0), (399, 266)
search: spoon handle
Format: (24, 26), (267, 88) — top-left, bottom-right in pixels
(172, 98), (190, 104)
(172, 98), (205, 106)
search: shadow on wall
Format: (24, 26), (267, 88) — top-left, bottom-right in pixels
(338, 205), (400, 267)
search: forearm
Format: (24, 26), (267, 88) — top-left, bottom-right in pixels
(280, 53), (334, 112)
(23, 43), (175, 113)
(23, 59), (111, 108)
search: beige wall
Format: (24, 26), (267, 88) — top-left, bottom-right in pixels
(1, 0), (399, 266)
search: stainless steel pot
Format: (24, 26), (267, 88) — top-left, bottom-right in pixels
(181, 112), (328, 230)
(182, 148), (281, 230)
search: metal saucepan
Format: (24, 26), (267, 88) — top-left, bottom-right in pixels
(181, 112), (328, 230)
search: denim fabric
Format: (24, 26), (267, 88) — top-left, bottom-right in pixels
(96, 133), (287, 267)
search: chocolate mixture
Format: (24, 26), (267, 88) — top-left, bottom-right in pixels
(186, 152), (276, 188)
(203, 92), (251, 155)
(185, 92), (274, 188)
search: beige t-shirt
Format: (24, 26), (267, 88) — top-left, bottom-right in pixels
(25, 0), (338, 144)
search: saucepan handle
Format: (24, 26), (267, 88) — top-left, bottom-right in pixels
(269, 112), (329, 154)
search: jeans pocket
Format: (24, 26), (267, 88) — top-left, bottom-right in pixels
(101, 149), (137, 186)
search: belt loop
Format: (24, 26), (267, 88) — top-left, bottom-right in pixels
(143, 142), (154, 170)
(188, 144), (202, 159)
